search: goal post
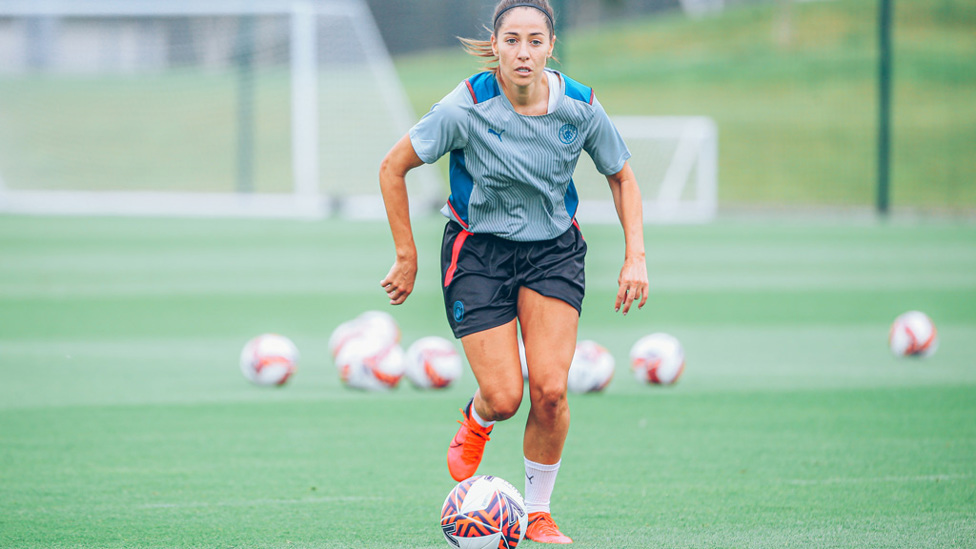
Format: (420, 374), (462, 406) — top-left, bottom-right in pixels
(0, 0), (443, 219)
(574, 116), (718, 224)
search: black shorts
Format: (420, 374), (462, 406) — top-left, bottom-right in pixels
(440, 220), (587, 339)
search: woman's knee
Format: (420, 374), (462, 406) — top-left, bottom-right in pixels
(480, 387), (523, 420)
(529, 379), (568, 412)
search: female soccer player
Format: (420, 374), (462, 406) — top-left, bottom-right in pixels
(378, 0), (647, 543)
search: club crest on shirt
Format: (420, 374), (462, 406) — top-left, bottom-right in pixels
(558, 123), (578, 145)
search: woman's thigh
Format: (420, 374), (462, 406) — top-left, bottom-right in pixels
(459, 319), (524, 415)
(517, 287), (578, 394)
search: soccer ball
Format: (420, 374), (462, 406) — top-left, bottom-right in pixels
(889, 311), (938, 357)
(329, 310), (401, 358)
(630, 333), (685, 385)
(441, 475), (527, 549)
(405, 336), (463, 389)
(567, 340), (615, 393)
(334, 333), (405, 391)
(240, 334), (298, 386)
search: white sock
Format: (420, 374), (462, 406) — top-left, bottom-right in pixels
(523, 457), (560, 514)
(469, 399), (495, 428)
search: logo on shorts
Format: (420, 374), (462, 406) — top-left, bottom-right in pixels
(558, 123), (578, 145)
(453, 300), (465, 322)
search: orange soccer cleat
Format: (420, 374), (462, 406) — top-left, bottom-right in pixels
(446, 399), (493, 481)
(525, 512), (573, 544)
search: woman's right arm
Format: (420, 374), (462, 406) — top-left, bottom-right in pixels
(378, 133), (426, 305)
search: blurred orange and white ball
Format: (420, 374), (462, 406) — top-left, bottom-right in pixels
(567, 340), (615, 393)
(404, 336), (463, 389)
(630, 333), (685, 386)
(330, 310), (404, 391)
(889, 311), (938, 358)
(240, 333), (299, 386)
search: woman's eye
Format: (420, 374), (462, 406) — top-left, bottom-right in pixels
(506, 38), (517, 44)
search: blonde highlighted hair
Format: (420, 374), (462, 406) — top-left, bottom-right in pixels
(457, 0), (557, 74)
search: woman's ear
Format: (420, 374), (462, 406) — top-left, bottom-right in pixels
(490, 34), (498, 57)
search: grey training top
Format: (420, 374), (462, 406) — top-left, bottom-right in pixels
(409, 69), (630, 242)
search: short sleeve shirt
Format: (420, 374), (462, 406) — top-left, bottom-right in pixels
(409, 69), (630, 242)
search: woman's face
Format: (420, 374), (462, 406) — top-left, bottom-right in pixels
(491, 7), (554, 87)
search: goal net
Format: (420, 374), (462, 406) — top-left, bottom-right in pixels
(573, 116), (718, 224)
(0, 0), (442, 218)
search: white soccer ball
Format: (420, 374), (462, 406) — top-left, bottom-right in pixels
(405, 336), (463, 389)
(440, 475), (527, 549)
(328, 310), (401, 359)
(334, 333), (405, 391)
(889, 311), (938, 358)
(240, 333), (299, 386)
(567, 340), (615, 393)
(630, 333), (685, 385)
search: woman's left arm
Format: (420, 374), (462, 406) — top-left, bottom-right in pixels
(606, 161), (648, 315)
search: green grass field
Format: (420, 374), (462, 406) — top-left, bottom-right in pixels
(1, 214), (974, 548)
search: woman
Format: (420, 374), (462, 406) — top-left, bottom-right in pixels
(378, 0), (647, 543)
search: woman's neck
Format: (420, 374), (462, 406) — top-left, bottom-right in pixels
(499, 69), (549, 116)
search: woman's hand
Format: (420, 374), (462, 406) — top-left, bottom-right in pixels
(380, 254), (417, 305)
(615, 253), (648, 315)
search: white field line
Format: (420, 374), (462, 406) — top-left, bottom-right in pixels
(786, 473), (973, 486)
(138, 495), (386, 509)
